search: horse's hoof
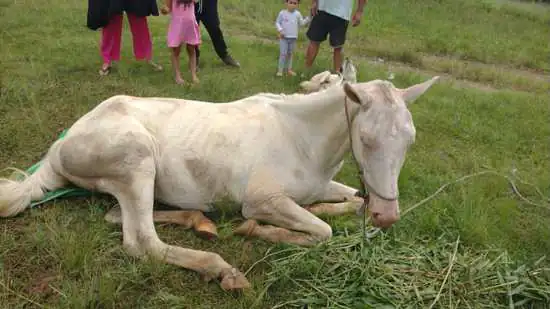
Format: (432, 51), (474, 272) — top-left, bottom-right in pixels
(233, 219), (258, 237)
(220, 268), (251, 291)
(195, 220), (218, 240)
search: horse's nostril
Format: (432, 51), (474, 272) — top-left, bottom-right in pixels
(372, 212), (381, 219)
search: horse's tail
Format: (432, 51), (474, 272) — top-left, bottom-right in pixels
(0, 156), (67, 217)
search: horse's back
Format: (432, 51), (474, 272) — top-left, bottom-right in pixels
(151, 98), (283, 207)
(52, 93), (288, 206)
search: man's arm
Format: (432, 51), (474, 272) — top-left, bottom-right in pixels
(352, 0), (367, 26)
(311, 0), (318, 16)
(298, 11), (311, 26)
(355, 0), (367, 14)
(160, 0), (172, 14)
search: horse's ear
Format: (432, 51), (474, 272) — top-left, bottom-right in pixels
(398, 76), (440, 105)
(343, 82), (366, 106)
(341, 58), (357, 83)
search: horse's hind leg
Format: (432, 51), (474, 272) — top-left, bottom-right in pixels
(105, 207), (218, 239)
(108, 173), (248, 290)
(58, 129), (249, 290)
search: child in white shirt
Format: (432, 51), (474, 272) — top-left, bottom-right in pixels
(275, 0), (311, 76)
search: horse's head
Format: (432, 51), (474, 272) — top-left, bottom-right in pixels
(300, 71), (340, 93)
(300, 58), (358, 93)
(342, 76), (440, 228)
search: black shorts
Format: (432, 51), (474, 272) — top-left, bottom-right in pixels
(306, 10), (349, 48)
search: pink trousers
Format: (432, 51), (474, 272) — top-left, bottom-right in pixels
(100, 13), (152, 65)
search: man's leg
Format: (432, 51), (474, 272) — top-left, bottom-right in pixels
(328, 15), (349, 73)
(304, 11), (329, 71)
(305, 41), (321, 69)
(333, 47), (343, 73)
(194, 5), (202, 68)
(200, 0), (239, 67)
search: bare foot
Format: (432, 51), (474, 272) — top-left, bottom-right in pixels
(175, 76), (186, 85)
(191, 76), (200, 84)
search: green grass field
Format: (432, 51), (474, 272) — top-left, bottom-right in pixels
(1, 0), (549, 308)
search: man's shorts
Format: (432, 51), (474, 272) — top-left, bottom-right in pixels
(306, 10), (349, 48)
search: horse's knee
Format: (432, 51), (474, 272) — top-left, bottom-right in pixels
(314, 222), (333, 242)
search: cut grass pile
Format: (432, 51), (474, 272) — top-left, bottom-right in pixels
(257, 169), (550, 308)
(263, 232), (550, 308)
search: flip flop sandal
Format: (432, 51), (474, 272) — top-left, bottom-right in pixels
(99, 66), (111, 76)
(149, 61), (163, 71)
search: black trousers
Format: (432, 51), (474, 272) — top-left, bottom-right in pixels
(195, 0), (228, 61)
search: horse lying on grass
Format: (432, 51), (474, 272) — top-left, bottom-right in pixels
(0, 70), (439, 290)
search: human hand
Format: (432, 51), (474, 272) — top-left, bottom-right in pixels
(310, 0), (318, 16)
(351, 11), (362, 27)
(277, 32), (283, 40)
(160, 6), (170, 15)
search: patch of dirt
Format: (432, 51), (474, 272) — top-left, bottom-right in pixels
(26, 273), (59, 296)
(238, 241), (255, 265)
(1, 216), (31, 232)
(358, 56), (501, 92)
(232, 33), (548, 94)
(422, 54), (549, 82)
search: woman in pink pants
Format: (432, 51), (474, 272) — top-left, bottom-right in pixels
(87, 0), (163, 75)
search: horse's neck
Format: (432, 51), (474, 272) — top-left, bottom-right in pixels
(273, 86), (359, 171)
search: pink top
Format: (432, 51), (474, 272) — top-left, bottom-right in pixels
(166, 0), (201, 47)
(171, 1), (195, 18)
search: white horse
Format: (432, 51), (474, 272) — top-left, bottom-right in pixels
(0, 70), (439, 290)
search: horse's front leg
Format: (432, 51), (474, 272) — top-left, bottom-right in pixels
(304, 180), (364, 217)
(318, 180), (362, 202)
(234, 194), (333, 246)
(234, 173), (333, 246)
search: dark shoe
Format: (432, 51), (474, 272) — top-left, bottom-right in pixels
(222, 54), (240, 68)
